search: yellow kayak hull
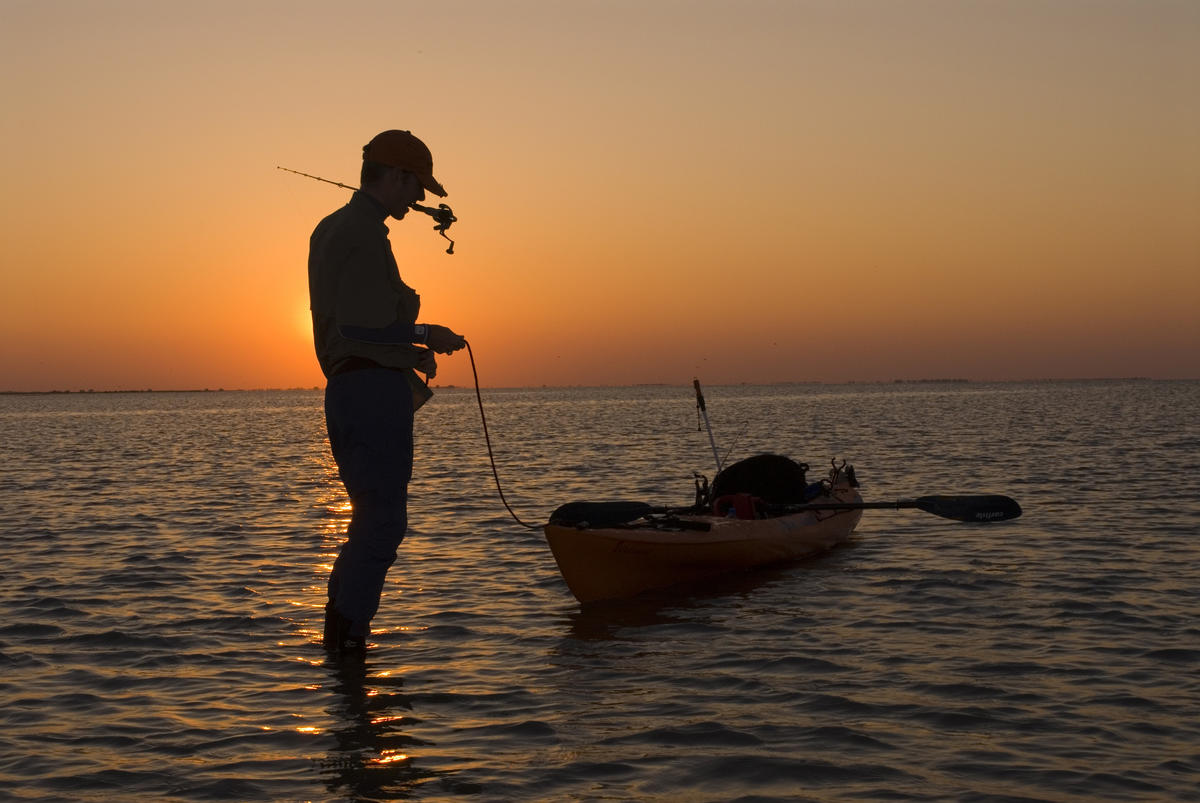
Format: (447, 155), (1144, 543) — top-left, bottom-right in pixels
(544, 490), (863, 603)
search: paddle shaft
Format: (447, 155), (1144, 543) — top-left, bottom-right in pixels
(789, 501), (924, 511)
(770, 494), (1022, 523)
(553, 494), (1021, 527)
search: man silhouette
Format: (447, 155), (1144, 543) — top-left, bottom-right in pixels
(308, 129), (465, 656)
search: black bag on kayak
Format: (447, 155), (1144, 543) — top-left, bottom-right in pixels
(709, 454), (811, 505)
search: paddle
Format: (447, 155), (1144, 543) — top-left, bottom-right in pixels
(549, 494), (1021, 527)
(774, 495), (1022, 523)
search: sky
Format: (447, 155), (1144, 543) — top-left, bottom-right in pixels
(1, 0), (1196, 391)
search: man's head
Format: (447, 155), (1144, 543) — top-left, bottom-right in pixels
(361, 130), (446, 198)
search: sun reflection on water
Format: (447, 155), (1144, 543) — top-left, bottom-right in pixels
(370, 750), (411, 765)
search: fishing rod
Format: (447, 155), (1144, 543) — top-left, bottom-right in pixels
(276, 165), (457, 254)
(693, 379), (724, 475)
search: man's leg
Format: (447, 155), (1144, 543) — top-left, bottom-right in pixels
(330, 487), (408, 627)
(323, 369), (414, 652)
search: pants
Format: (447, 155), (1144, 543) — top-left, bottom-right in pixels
(324, 368), (414, 636)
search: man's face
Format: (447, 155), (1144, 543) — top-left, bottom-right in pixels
(383, 169), (425, 219)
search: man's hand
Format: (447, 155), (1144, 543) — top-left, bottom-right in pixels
(416, 348), (438, 379)
(425, 324), (466, 354)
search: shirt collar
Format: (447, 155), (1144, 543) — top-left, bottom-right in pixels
(350, 190), (390, 223)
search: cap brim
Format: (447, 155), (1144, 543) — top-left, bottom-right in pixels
(419, 173), (446, 197)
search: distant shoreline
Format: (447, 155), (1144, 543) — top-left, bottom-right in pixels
(1, 377), (1182, 395)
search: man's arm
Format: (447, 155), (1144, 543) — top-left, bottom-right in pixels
(338, 321), (426, 345)
(339, 322), (466, 354)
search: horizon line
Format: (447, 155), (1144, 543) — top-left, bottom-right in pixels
(1, 376), (1188, 395)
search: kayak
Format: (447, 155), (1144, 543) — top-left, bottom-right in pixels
(543, 456), (863, 603)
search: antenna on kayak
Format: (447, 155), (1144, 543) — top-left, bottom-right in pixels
(694, 379), (724, 476)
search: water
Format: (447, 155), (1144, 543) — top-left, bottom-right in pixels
(1, 381), (1198, 802)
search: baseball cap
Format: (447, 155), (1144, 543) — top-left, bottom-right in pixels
(362, 130), (447, 197)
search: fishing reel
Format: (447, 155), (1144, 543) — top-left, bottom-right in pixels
(410, 202), (457, 254)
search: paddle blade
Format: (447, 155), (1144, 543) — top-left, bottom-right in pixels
(548, 501), (659, 527)
(914, 495), (1022, 522)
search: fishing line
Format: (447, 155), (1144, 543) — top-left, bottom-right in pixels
(464, 340), (541, 531)
(719, 420), (748, 469)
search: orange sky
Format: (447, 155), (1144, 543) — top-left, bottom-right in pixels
(1, 0), (1197, 391)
